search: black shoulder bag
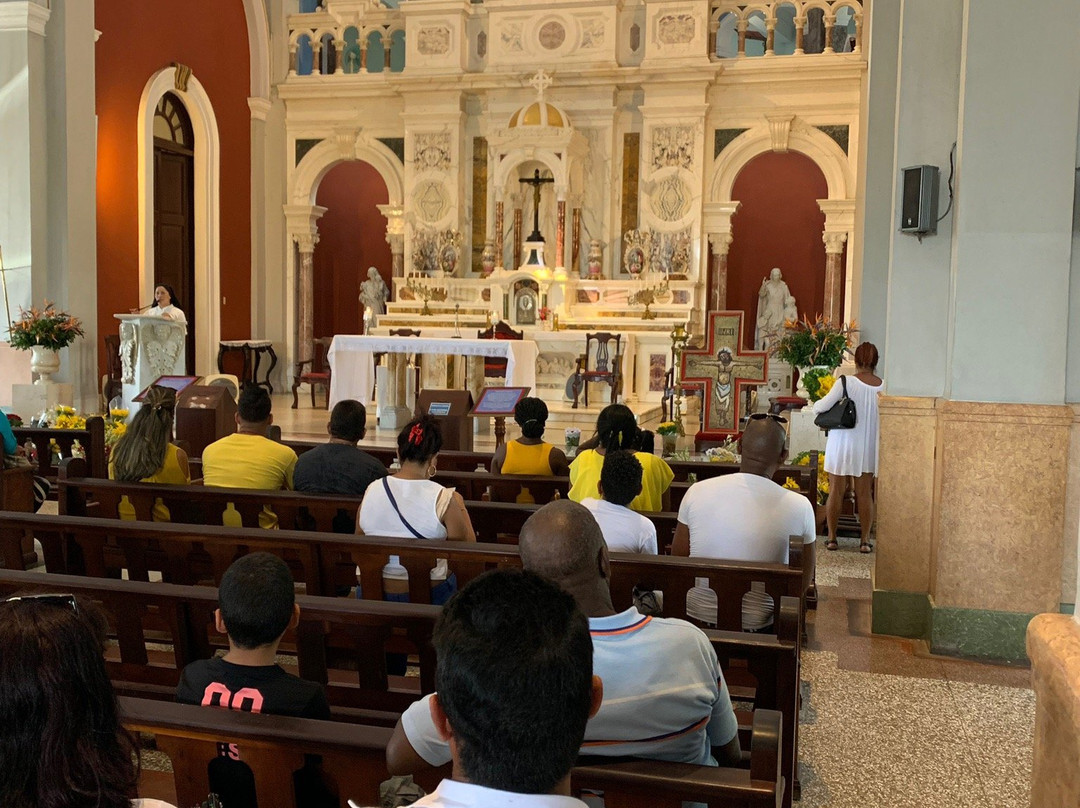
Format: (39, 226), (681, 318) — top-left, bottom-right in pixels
(382, 477), (427, 539)
(813, 376), (857, 430)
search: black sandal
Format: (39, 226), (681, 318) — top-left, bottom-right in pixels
(826, 539), (838, 551)
(859, 542), (873, 554)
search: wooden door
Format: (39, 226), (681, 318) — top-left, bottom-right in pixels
(153, 92), (196, 375)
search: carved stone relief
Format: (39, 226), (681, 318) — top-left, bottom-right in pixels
(652, 228), (692, 276)
(652, 126), (694, 170)
(144, 324), (184, 379)
(536, 352), (578, 385)
(657, 14), (695, 45)
(650, 175), (691, 222)
(538, 20), (566, 50)
(418, 26), (451, 55)
(119, 323), (137, 384)
(414, 133), (452, 171)
(581, 19), (605, 49)
(502, 23), (523, 52)
(415, 180), (450, 223)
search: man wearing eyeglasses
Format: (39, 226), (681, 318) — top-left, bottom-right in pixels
(671, 415), (816, 631)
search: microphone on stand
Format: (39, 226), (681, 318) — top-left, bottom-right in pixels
(128, 302), (157, 314)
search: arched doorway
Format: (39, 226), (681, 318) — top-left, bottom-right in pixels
(725, 151), (835, 347)
(152, 92), (196, 373)
(312, 161), (392, 338)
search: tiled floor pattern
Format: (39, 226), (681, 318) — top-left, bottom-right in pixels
(798, 538), (1034, 807)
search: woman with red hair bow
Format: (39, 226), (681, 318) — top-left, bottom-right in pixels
(355, 416), (475, 613)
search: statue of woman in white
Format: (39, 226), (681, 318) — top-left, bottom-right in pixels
(360, 267), (389, 331)
(755, 267), (792, 351)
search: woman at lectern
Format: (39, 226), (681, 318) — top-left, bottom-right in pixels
(109, 385), (190, 488)
(137, 284), (187, 330)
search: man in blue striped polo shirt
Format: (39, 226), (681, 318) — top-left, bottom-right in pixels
(386, 500), (740, 773)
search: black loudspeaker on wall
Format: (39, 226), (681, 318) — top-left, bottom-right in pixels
(900, 164), (940, 235)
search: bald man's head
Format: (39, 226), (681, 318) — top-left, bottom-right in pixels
(519, 500), (607, 585)
(739, 417), (786, 469)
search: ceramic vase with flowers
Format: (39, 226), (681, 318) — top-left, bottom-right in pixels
(7, 302), (85, 384)
(770, 316), (856, 401)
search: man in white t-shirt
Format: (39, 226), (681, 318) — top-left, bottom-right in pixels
(581, 450), (658, 554)
(672, 415), (816, 630)
(385, 501), (740, 777)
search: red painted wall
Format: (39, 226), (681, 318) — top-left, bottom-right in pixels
(725, 151), (837, 347)
(312, 162), (392, 338)
(95, 0), (251, 376)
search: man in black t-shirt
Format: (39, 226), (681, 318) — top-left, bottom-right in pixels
(294, 400), (387, 500)
(177, 553), (332, 807)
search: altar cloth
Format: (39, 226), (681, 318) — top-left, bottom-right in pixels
(327, 335), (538, 409)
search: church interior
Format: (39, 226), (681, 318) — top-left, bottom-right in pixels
(2, 0), (1080, 805)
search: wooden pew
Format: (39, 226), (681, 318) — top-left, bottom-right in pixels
(13, 416), (107, 485)
(122, 696), (784, 808)
(0, 511), (808, 632)
(283, 441), (819, 511)
(1, 567), (798, 807)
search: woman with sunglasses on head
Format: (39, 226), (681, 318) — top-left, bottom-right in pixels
(0, 593), (176, 808)
(811, 342), (883, 553)
(568, 403), (673, 512)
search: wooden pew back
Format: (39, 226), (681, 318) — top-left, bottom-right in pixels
(122, 696), (784, 808)
(0, 511), (805, 631)
(13, 416), (107, 483)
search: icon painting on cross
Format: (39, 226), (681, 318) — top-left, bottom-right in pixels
(681, 311), (768, 438)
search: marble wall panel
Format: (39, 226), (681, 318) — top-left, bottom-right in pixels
(875, 395), (939, 593)
(934, 400), (1071, 615)
(1061, 404), (1080, 607)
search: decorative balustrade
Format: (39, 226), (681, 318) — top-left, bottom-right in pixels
(287, 10), (406, 76)
(285, 0), (864, 81)
(709, 0), (863, 60)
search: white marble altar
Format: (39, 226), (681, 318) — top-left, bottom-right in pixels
(114, 314), (187, 414)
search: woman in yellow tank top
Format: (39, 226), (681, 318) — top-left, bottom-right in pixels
(491, 397), (570, 476)
(109, 385), (191, 486)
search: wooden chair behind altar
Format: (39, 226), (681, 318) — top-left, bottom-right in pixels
(476, 321), (523, 382)
(572, 332), (622, 409)
(291, 337), (333, 409)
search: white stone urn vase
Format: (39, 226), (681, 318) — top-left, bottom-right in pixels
(30, 345), (62, 384)
(796, 365), (833, 401)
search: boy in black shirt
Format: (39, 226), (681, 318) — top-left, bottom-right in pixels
(177, 552), (332, 806)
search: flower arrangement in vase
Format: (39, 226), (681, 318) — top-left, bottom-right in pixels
(7, 302), (85, 384)
(770, 315), (856, 399)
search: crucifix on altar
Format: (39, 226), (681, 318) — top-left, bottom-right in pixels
(519, 168), (554, 267)
(681, 311), (768, 437)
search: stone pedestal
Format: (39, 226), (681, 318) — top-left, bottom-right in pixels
(0, 345), (32, 407)
(788, 408), (826, 458)
(11, 382), (74, 420)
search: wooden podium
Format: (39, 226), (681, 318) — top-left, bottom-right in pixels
(417, 389), (474, 451)
(176, 386), (237, 458)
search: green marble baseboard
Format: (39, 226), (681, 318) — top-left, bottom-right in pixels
(929, 606), (1034, 663)
(873, 589), (1042, 663)
(872, 589), (931, 639)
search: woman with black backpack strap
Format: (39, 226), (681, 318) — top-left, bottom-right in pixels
(812, 342), (883, 554)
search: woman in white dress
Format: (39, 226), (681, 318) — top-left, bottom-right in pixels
(142, 284), (187, 331)
(811, 342), (883, 553)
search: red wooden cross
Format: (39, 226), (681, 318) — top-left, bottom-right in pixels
(680, 311), (768, 438)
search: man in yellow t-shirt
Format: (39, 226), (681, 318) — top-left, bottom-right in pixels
(202, 386), (298, 528)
